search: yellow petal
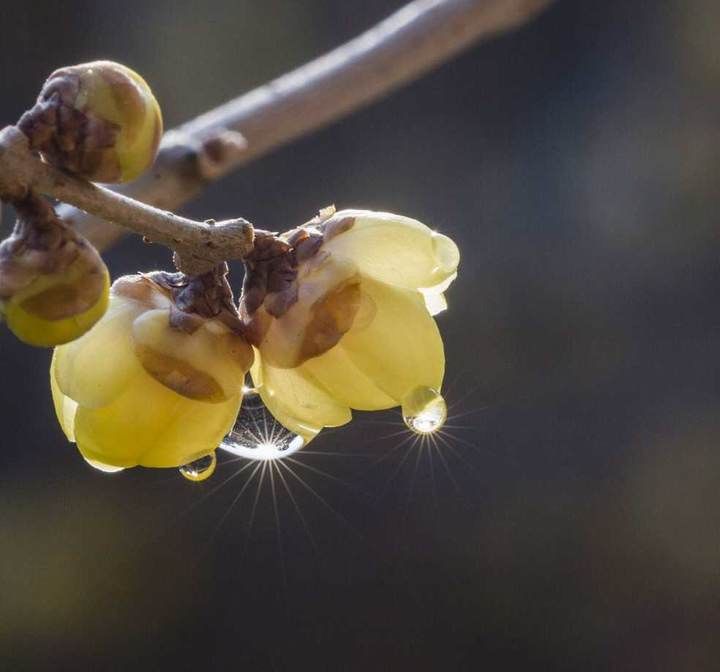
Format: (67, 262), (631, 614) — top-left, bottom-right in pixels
(141, 393), (240, 468)
(420, 271), (457, 316)
(301, 344), (395, 411)
(132, 309), (252, 401)
(73, 371), (241, 468)
(50, 274), (251, 470)
(251, 355), (351, 444)
(50, 352), (78, 442)
(260, 255), (360, 368)
(3, 263), (110, 348)
(322, 210), (459, 292)
(340, 275), (445, 402)
(53, 295), (141, 408)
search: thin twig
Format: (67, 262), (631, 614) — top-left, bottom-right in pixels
(0, 126), (254, 267)
(58, 0), (556, 250)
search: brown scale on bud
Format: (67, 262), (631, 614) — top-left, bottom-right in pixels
(237, 209), (358, 347)
(18, 60), (163, 183)
(237, 230), (296, 345)
(148, 264), (244, 336)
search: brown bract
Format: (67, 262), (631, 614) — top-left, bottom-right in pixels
(18, 69), (123, 182)
(237, 210), (360, 357)
(148, 265), (244, 335)
(112, 271), (254, 396)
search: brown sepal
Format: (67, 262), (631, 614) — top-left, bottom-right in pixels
(149, 264), (245, 335)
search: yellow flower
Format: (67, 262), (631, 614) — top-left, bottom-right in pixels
(246, 210), (459, 444)
(51, 274), (253, 470)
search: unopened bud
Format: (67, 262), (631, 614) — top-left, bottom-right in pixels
(19, 60), (163, 183)
(0, 196), (109, 346)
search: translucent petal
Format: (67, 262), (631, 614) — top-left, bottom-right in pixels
(260, 255), (359, 368)
(142, 395), (240, 468)
(53, 296), (141, 408)
(322, 210), (459, 291)
(132, 309), (252, 401)
(422, 271), (457, 296)
(78, 61), (163, 182)
(419, 271), (457, 315)
(251, 356), (351, 443)
(116, 70), (164, 182)
(50, 353), (77, 442)
(340, 276), (445, 403)
(421, 290), (448, 316)
(83, 458), (125, 473)
(73, 371), (242, 468)
(301, 344), (396, 411)
(253, 395), (322, 446)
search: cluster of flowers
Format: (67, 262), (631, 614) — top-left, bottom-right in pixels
(50, 208), (459, 472)
(0, 62), (460, 476)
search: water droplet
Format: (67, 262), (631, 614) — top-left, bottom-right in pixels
(402, 387), (447, 435)
(179, 452), (217, 482)
(84, 457), (125, 473)
(219, 391), (307, 461)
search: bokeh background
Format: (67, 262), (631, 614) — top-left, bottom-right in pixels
(2, 0), (720, 669)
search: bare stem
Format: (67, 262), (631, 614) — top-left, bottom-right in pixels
(0, 0), (555, 258)
(0, 126), (254, 269)
(57, 0), (556, 250)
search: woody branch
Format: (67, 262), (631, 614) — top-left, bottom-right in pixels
(0, 0), (555, 262)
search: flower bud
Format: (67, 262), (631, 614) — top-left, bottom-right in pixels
(0, 197), (109, 347)
(51, 274), (253, 470)
(20, 60), (163, 183)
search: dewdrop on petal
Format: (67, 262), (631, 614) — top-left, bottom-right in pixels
(0, 195), (109, 347)
(179, 453), (217, 482)
(20, 60), (163, 183)
(51, 272), (253, 471)
(240, 209), (459, 443)
(401, 386), (447, 434)
(219, 388), (306, 461)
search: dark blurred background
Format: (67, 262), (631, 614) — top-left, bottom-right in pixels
(2, 0), (720, 670)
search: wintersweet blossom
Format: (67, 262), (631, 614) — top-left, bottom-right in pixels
(51, 274), (253, 470)
(243, 209), (459, 444)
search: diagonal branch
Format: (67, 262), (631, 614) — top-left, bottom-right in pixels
(58, 0), (556, 250)
(0, 126), (254, 269)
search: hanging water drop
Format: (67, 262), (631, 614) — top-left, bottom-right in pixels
(179, 452), (217, 482)
(219, 391), (307, 461)
(83, 457), (125, 473)
(401, 387), (447, 434)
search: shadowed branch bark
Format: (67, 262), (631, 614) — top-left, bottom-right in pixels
(1, 0), (556, 256)
(0, 127), (254, 270)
